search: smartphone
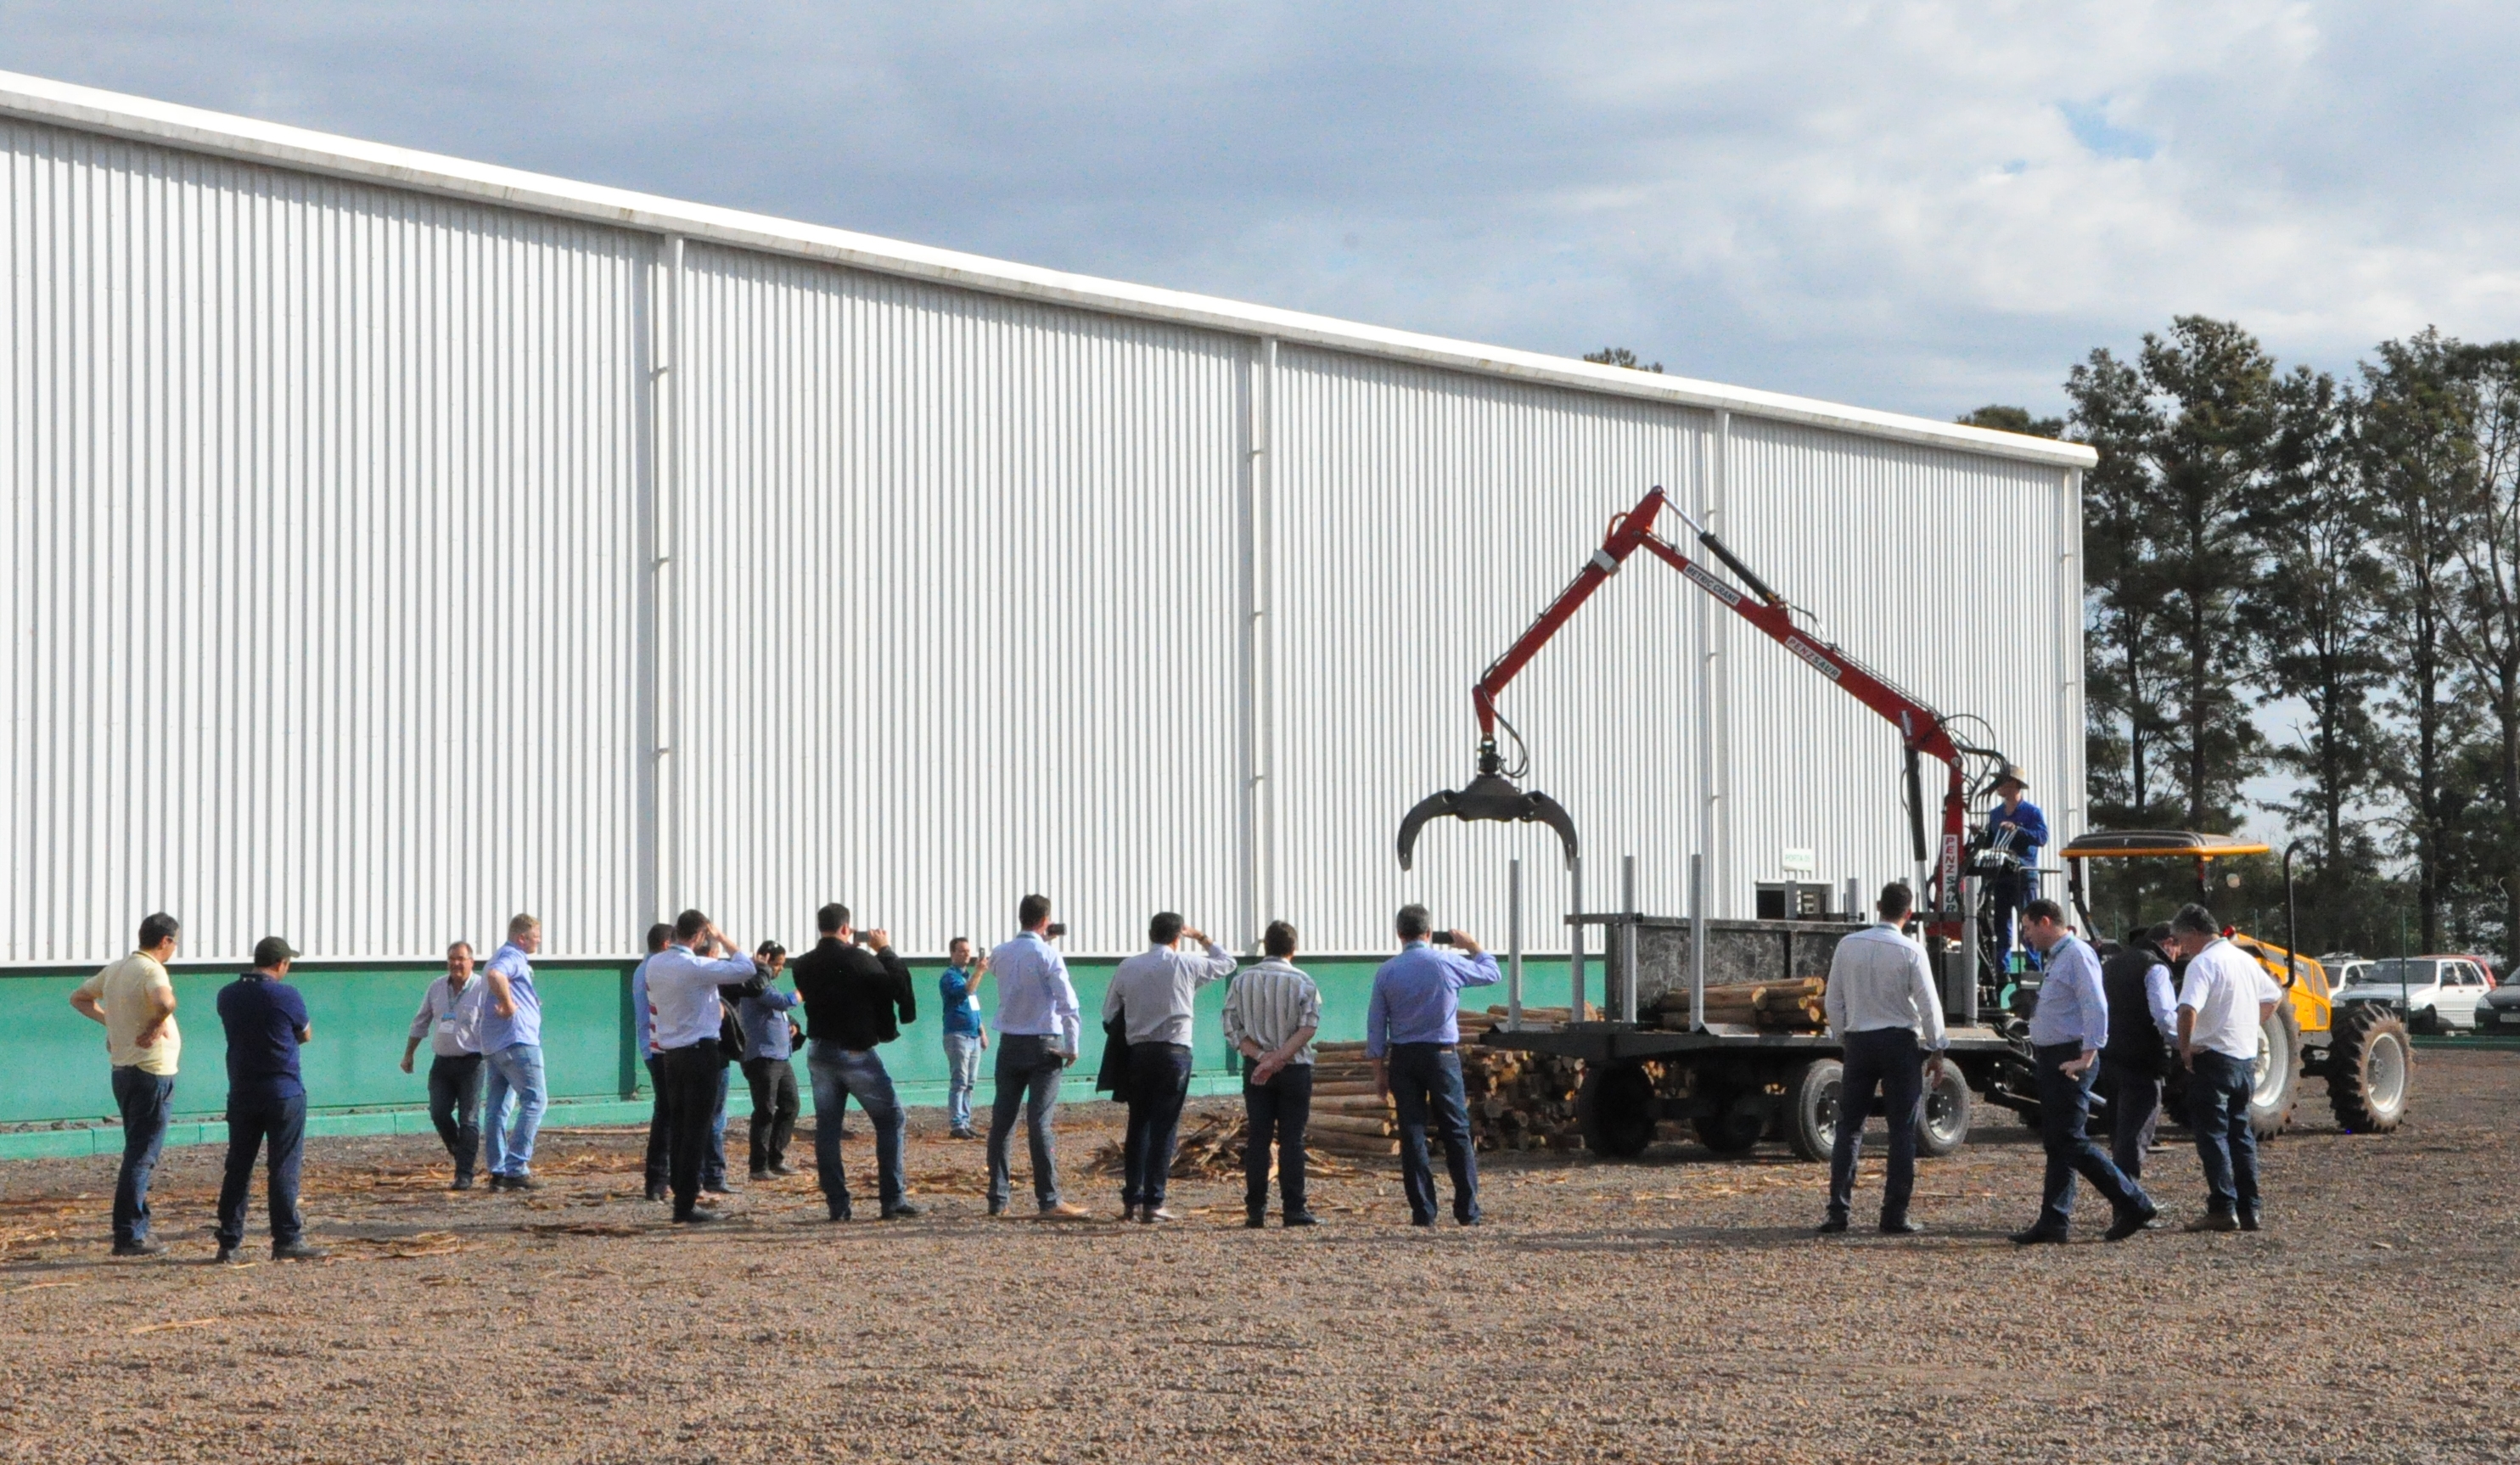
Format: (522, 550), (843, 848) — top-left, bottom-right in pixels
(1430, 930), (1455, 946)
(1045, 923), (1069, 940)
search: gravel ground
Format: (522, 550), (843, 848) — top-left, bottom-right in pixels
(4, 1047), (2516, 1464)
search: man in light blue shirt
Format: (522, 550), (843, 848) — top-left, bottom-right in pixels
(1367, 903), (1499, 1226)
(985, 894), (1087, 1218)
(738, 941), (804, 1181)
(629, 923), (675, 1201)
(2012, 899), (2155, 1244)
(646, 910), (766, 1223)
(478, 914), (547, 1192)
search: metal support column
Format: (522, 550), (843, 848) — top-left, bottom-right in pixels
(1689, 852), (1708, 1033)
(1620, 854), (1639, 1024)
(1569, 857), (1586, 1021)
(1956, 875), (1981, 1024)
(1507, 857), (1524, 1032)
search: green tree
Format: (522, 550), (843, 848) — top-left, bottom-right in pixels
(1583, 346), (1663, 373)
(2245, 365), (2390, 948)
(2064, 350), (2176, 841)
(1958, 404), (2065, 438)
(2440, 340), (2520, 962)
(2361, 328), (2482, 951)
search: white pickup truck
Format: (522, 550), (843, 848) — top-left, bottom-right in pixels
(2333, 957), (2493, 1034)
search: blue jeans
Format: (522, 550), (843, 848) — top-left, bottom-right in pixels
(944, 1033), (983, 1131)
(1121, 1042), (1194, 1210)
(704, 1062), (732, 1191)
(1827, 1028), (1924, 1223)
(807, 1041), (908, 1215)
(2034, 1043), (2148, 1228)
(216, 1092), (306, 1249)
(987, 1034), (1067, 1211)
(2189, 1049), (2260, 1216)
(482, 1041), (547, 1177)
(109, 1067), (177, 1247)
(1389, 1043), (1478, 1224)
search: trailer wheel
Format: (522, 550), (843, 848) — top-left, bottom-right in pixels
(2248, 1004), (2302, 1140)
(1692, 1095), (1765, 1155)
(1783, 1058), (1842, 1163)
(1578, 1061), (1656, 1159)
(1917, 1056), (1973, 1157)
(2328, 1002), (2412, 1134)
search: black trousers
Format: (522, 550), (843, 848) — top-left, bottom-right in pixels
(743, 1056), (800, 1172)
(1827, 1028), (1924, 1222)
(2034, 1043), (2147, 1228)
(643, 1054), (671, 1192)
(426, 1053), (484, 1180)
(659, 1044), (727, 1215)
(1243, 1059), (1313, 1217)
(1388, 1043), (1479, 1224)
(2096, 1064), (2163, 1181)
(1120, 1042), (1194, 1210)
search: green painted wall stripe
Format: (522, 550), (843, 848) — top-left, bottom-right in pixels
(1, 955), (1586, 1161)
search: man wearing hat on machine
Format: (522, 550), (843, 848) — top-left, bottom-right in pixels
(1983, 766), (2047, 959)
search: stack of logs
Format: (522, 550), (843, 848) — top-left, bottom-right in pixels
(1652, 976), (1827, 1030)
(1300, 1010), (1589, 1162)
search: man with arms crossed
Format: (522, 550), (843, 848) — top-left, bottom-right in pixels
(1103, 912), (1236, 1222)
(70, 912), (183, 1256)
(1224, 919), (1322, 1229)
(1818, 882), (1944, 1236)
(791, 905), (922, 1221)
(1367, 905), (1499, 1227)
(479, 914), (548, 1192)
(644, 910), (766, 1224)
(400, 940), (485, 1190)
(938, 938), (989, 1139)
(214, 937), (326, 1263)
(987, 895), (1087, 1218)
(2011, 900), (2156, 1244)
(2169, 904), (2280, 1232)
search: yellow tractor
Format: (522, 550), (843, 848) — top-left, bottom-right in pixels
(2059, 830), (2411, 1137)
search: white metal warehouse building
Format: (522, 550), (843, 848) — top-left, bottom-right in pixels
(0, 71), (2097, 965)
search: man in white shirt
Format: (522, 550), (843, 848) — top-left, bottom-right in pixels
(987, 894), (1087, 1218)
(1102, 912), (1236, 1221)
(645, 909), (766, 1224)
(2170, 905), (2280, 1232)
(398, 940), (486, 1189)
(70, 912), (183, 1256)
(1818, 883), (1945, 1236)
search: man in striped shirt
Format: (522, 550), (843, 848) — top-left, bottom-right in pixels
(1223, 920), (1323, 1229)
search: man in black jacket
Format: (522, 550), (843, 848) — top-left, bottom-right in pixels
(791, 903), (922, 1221)
(2099, 923), (2180, 1182)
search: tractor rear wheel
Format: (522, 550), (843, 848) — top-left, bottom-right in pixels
(1578, 1061), (1656, 1158)
(1784, 1058), (1843, 1163)
(1917, 1056), (1974, 1157)
(2328, 1002), (2413, 1134)
(2248, 1004), (2302, 1140)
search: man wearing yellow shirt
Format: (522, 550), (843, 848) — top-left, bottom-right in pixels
(70, 913), (183, 1257)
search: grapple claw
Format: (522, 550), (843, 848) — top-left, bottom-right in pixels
(1395, 773), (1580, 871)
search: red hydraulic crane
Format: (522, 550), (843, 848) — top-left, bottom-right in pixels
(1395, 484), (2012, 921)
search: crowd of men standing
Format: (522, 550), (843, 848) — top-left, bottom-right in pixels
(65, 883), (2276, 1255)
(65, 894), (1508, 1252)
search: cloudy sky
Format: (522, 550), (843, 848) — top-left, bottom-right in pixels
(3, 2), (2515, 422)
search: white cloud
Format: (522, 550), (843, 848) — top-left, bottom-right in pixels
(1, 0), (2515, 414)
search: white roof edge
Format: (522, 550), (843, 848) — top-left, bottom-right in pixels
(0, 70), (2096, 472)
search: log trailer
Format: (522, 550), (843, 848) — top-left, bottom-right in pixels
(1395, 484), (2034, 1159)
(1396, 486), (2411, 1160)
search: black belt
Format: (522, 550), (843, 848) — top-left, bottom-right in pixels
(1390, 1041), (1457, 1052)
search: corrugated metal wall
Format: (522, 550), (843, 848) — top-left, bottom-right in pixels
(1271, 346), (1709, 949)
(0, 118), (645, 965)
(671, 244), (1247, 953)
(0, 113), (2079, 964)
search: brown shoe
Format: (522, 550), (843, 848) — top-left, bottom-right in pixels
(2183, 1211), (2239, 1233)
(1039, 1202), (1090, 1219)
